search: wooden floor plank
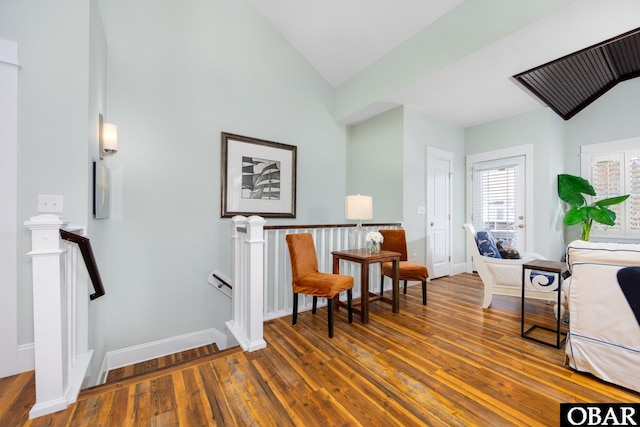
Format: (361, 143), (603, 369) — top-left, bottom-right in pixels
(3, 273), (639, 426)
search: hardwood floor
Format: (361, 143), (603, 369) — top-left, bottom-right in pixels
(105, 343), (220, 383)
(2, 273), (638, 426)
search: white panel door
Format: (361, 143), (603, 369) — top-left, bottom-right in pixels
(427, 147), (452, 279)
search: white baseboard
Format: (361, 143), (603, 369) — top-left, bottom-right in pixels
(98, 327), (227, 385)
(18, 343), (34, 373)
(451, 262), (467, 276)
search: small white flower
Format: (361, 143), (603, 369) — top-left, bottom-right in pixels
(365, 231), (384, 243)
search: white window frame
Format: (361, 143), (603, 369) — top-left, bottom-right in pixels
(581, 137), (640, 241)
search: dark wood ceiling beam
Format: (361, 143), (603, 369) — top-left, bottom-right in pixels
(513, 27), (640, 120)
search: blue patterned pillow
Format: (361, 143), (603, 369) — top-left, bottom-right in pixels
(476, 230), (502, 258)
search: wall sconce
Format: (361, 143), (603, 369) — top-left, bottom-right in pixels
(345, 194), (373, 249)
(99, 113), (118, 159)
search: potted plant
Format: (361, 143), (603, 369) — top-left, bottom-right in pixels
(558, 173), (629, 241)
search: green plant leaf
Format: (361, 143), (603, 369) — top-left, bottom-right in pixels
(558, 174), (594, 206)
(587, 206), (616, 226)
(593, 195), (630, 207)
(563, 207), (586, 226)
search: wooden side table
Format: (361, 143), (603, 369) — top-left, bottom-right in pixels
(331, 249), (401, 324)
(521, 259), (570, 348)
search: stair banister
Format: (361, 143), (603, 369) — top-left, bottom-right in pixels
(24, 213), (93, 418)
(226, 215), (267, 352)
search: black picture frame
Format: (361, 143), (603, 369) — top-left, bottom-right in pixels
(221, 132), (297, 218)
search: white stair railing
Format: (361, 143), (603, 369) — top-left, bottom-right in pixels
(24, 214), (93, 419)
(263, 223), (401, 320)
(226, 216), (268, 352)
(225, 220), (400, 352)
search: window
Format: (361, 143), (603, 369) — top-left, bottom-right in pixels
(582, 138), (640, 239)
(471, 156), (524, 247)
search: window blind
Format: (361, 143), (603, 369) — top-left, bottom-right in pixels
(589, 149), (640, 237)
(472, 162), (519, 246)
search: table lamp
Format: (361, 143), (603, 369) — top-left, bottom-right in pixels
(346, 194), (373, 249)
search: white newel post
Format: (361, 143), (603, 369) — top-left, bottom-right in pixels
(24, 213), (92, 418)
(226, 215), (267, 352)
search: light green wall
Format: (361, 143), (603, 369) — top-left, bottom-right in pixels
(87, 0), (109, 386)
(563, 79), (640, 243)
(0, 0), (92, 346)
(98, 0), (347, 351)
(334, 0), (576, 122)
(347, 107), (404, 222)
(465, 108), (566, 260)
(565, 78), (640, 174)
(403, 108), (465, 265)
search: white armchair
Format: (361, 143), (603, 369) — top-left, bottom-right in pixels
(564, 239), (640, 394)
(462, 223), (547, 308)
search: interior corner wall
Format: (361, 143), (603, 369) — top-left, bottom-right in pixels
(97, 0), (347, 352)
(564, 78), (640, 173)
(403, 107), (466, 266)
(347, 107), (404, 222)
(86, 0), (109, 386)
(465, 108), (565, 260)
(562, 78), (640, 244)
(0, 0), (92, 349)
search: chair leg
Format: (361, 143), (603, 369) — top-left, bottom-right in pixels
(347, 289), (353, 324)
(422, 281), (427, 305)
(327, 297), (334, 338)
(403, 280), (408, 294)
(292, 293), (298, 325)
(312, 296), (318, 314)
(380, 275), (385, 296)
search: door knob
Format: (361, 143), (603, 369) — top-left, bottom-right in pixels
(518, 224), (524, 228)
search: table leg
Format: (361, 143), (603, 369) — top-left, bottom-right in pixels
(332, 255), (340, 314)
(392, 258), (400, 313)
(521, 267), (525, 337)
(360, 261), (369, 323)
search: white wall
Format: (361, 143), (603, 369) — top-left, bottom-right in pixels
(98, 0), (347, 351)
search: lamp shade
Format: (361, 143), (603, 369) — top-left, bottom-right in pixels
(102, 123), (118, 151)
(345, 195), (373, 220)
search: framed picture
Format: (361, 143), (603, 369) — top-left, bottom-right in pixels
(221, 132), (297, 218)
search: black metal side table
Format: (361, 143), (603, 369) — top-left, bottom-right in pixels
(521, 259), (570, 348)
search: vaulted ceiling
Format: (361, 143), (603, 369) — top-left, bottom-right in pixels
(248, 0), (640, 128)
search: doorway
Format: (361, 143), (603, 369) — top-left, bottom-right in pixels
(426, 147), (452, 279)
(466, 144), (534, 257)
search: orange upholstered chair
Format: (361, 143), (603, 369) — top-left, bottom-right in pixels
(285, 233), (354, 338)
(379, 229), (429, 305)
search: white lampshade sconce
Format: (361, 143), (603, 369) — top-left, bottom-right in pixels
(346, 194), (373, 249)
(99, 113), (118, 159)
